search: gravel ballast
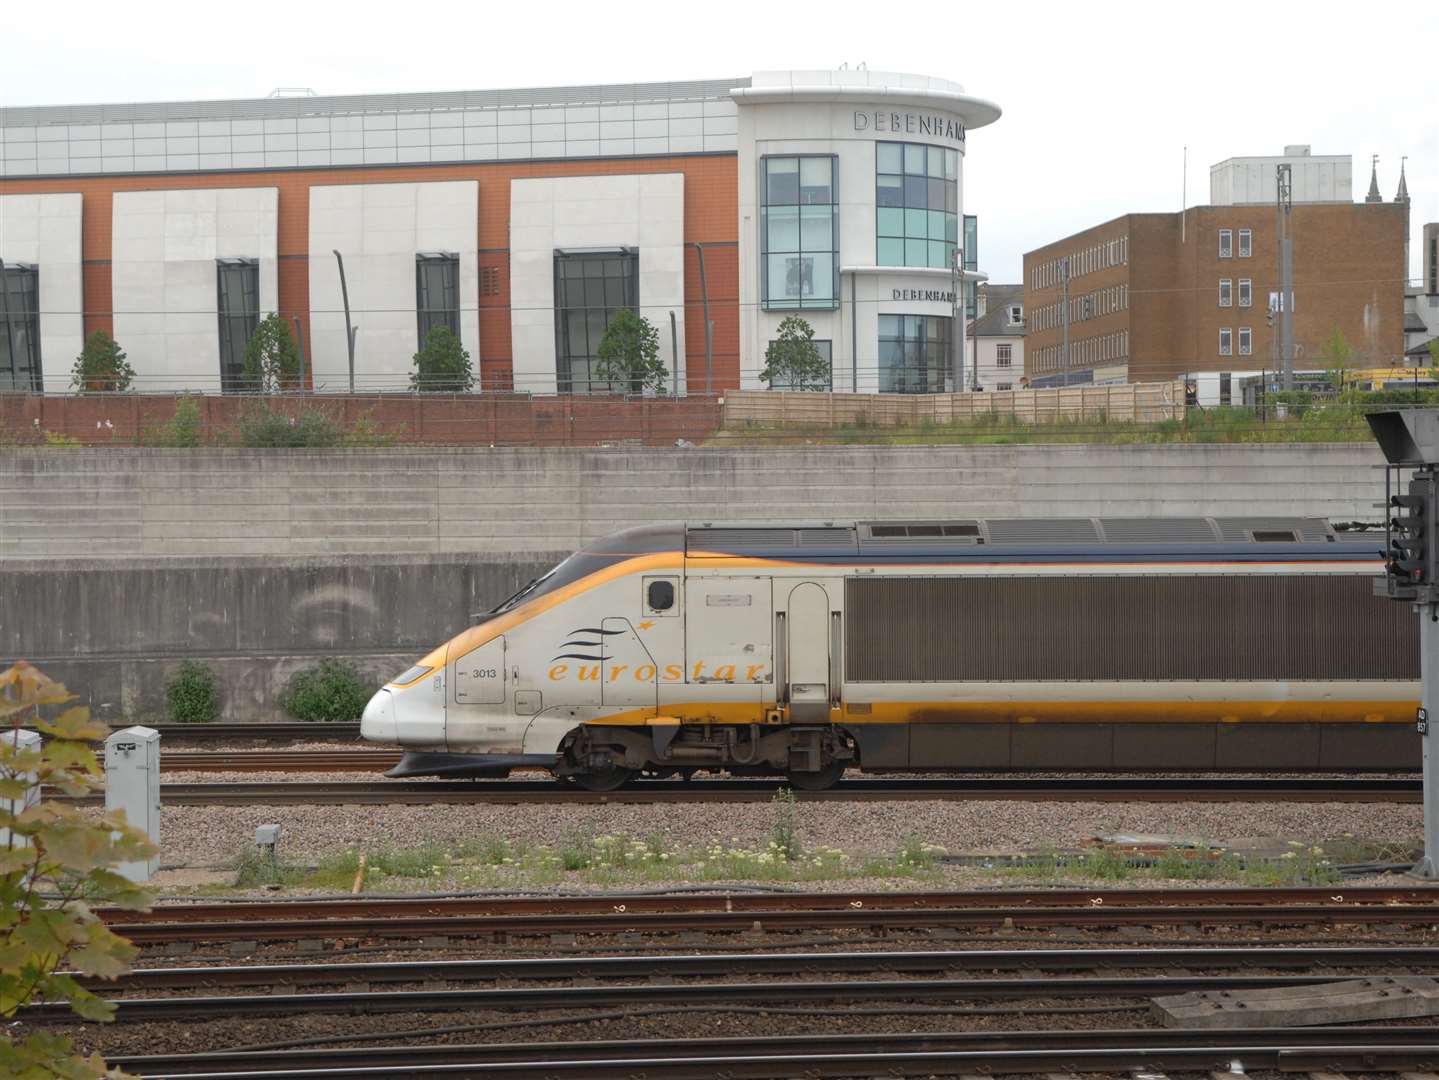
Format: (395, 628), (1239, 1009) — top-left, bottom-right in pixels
(153, 796), (1420, 867)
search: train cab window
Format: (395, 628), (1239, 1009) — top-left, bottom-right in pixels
(645, 577), (679, 615)
(1250, 529), (1297, 543)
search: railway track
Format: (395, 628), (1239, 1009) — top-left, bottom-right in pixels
(76, 775), (1426, 803)
(78, 945), (1439, 994)
(101, 886), (1439, 946)
(104, 1035), (1439, 1080)
(103, 1028), (1439, 1078)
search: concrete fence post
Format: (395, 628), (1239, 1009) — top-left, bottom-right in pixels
(104, 726), (161, 882)
(1, 728), (42, 849)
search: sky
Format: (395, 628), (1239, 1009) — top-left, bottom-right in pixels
(3, 0), (1436, 285)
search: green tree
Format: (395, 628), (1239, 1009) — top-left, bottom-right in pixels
(70, 331), (135, 393)
(760, 315), (831, 391)
(0, 661), (156, 1079)
(410, 326), (474, 392)
(594, 308), (666, 394)
(241, 313), (301, 393)
(1319, 324), (1353, 396)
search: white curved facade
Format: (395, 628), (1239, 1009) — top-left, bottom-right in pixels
(736, 70), (1000, 392)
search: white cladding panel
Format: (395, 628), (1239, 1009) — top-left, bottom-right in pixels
(1209, 155), (1353, 205)
(0, 192), (83, 392)
(508, 173), (685, 395)
(308, 180), (480, 390)
(111, 188), (278, 392)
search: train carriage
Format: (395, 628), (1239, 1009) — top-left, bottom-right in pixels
(360, 517), (1419, 789)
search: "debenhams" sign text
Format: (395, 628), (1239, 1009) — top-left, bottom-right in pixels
(854, 110), (966, 145)
(893, 288), (954, 303)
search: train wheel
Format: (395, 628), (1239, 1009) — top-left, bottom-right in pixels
(784, 761), (845, 791)
(567, 765), (637, 792)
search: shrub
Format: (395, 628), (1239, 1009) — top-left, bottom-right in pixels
(155, 396), (204, 447)
(241, 313), (301, 392)
(167, 660), (220, 723)
(70, 329), (135, 392)
(283, 658), (373, 722)
(410, 326), (474, 392)
(42, 429), (82, 447)
(236, 404), (343, 448)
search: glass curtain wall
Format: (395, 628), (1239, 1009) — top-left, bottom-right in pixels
(876, 142), (959, 269)
(416, 253), (460, 347)
(553, 250), (639, 394)
(761, 156), (838, 309)
(0, 263), (41, 392)
(878, 314), (951, 394)
(216, 258), (259, 392)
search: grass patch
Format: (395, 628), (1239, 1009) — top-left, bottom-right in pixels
(715, 403), (1387, 448)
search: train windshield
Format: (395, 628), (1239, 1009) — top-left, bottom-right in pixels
(490, 569), (558, 614)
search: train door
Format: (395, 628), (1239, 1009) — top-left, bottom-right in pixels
(446, 635), (511, 751)
(782, 582), (838, 723)
(600, 617), (658, 712)
(685, 576), (773, 686)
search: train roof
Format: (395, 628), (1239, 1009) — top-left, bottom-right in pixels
(680, 517), (1384, 561)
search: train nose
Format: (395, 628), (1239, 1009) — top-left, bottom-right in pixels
(360, 688), (397, 743)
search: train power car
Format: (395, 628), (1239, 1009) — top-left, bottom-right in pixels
(360, 517), (1419, 789)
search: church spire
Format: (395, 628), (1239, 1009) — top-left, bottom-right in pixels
(1365, 154), (1383, 203)
(1396, 156), (1410, 203)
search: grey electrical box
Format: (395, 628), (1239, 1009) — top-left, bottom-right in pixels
(105, 726), (161, 882)
(1, 729), (42, 849)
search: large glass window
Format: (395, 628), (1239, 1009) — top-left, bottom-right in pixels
(553, 249), (639, 394)
(0, 262), (41, 392)
(416, 252), (459, 347)
(878, 314), (952, 394)
(761, 156), (838, 309)
(216, 258), (258, 392)
(876, 142), (959, 269)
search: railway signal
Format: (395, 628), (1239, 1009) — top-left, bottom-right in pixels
(1387, 478), (1434, 590)
(1367, 410), (1439, 879)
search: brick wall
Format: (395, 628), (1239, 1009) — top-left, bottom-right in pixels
(1024, 202), (1408, 383)
(0, 392), (722, 448)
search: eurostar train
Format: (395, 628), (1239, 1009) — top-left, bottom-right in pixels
(360, 517), (1419, 789)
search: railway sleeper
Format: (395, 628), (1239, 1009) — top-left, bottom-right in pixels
(557, 724), (857, 790)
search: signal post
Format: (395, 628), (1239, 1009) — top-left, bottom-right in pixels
(1368, 411), (1439, 878)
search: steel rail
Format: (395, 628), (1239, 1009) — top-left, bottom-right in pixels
(104, 901), (1439, 945)
(130, 723), (363, 742)
(74, 776), (1425, 804)
(21, 973), (1434, 1024)
(103, 1044), (1439, 1080)
(106, 1027), (1439, 1077)
(104, 885), (1439, 923)
(85, 945), (1439, 994)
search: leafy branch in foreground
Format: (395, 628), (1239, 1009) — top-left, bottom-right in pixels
(0, 661), (156, 1079)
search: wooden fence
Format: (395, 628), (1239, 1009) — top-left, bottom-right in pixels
(720, 381), (1188, 429)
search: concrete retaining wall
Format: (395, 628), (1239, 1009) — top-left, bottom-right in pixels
(0, 552), (562, 723)
(0, 443), (1387, 559)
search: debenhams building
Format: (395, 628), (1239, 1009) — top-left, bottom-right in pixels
(0, 70), (999, 395)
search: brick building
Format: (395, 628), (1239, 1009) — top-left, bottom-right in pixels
(0, 69), (1000, 396)
(1023, 150), (1409, 387)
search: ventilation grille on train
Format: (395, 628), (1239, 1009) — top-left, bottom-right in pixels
(1098, 518), (1218, 543)
(686, 526), (856, 554)
(985, 518), (1100, 544)
(1212, 517), (1333, 542)
(861, 521), (983, 546)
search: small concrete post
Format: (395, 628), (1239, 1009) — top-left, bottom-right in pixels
(1, 729), (42, 849)
(104, 726), (160, 882)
